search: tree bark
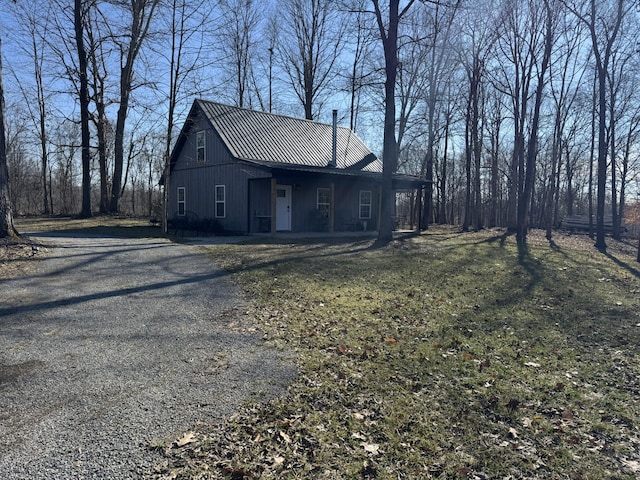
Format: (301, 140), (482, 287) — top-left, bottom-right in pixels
(372, 0), (415, 242)
(75, 0), (92, 218)
(0, 38), (17, 238)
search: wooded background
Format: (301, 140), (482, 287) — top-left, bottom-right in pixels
(1, 0), (639, 242)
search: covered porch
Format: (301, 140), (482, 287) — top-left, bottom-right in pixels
(247, 166), (428, 235)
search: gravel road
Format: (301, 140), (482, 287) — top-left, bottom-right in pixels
(0, 234), (294, 479)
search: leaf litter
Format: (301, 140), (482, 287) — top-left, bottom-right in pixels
(149, 228), (640, 479)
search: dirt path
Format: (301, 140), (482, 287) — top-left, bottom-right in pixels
(0, 234), (294, 479)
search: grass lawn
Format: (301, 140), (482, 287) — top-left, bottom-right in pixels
(156, 228), (640, 480)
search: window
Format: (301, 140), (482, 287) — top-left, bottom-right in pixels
(196, 131), (206, 164)
(177, 187), (186, 216)
(359, 190), (372, 219)
(215, 185), (225, 218)
(317, 188), (330, 217)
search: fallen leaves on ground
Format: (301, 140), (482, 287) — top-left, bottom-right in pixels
(149, 228), (640, 480)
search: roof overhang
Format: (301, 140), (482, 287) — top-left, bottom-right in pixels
(243, 159), (430, 189)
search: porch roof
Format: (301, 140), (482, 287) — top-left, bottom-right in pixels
(244, 159), (429, 189)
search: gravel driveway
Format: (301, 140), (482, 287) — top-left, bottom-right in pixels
(0, 234), (294, 479)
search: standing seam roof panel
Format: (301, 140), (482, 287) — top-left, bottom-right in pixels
(197, 100), (381, 173)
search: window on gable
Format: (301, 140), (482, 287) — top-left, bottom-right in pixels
(215, 185), (226, 218)
(317, 188), (331, 217)
(196, 131), (206, 164)
(359, 190), (372, 219)
(177, 187), (186, 216)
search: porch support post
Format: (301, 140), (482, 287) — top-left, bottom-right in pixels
(377, 185), (382, 232)
(329, 181), (335, 233)
(270, 178), (277, 233)
(417, 184), (423, 232)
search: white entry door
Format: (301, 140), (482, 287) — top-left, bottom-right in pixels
(276, 185), (292, 231)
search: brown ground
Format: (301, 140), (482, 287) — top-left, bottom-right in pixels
(0, 235), (49, 279)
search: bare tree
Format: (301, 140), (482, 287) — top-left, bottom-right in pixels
(492, 0), (554, 244)
(343, 0), (377, 132)
(417, 0), (461, 230)
(109, 0), (161, 213)
(544, 12), (587, 240)
(158, 0), (210, 231)
(280, 0), (346, 120)
(485, 90), (505, 228)
(0, 36), (18, 237)
(8, 0), (54, 215)
(74, 0), (92, 218)
(218, 0), (261, 108)
(85, 5), (112, 213)
(515, 0), (554, 244)
(371, 0), (415, 242)
(564, 0), (633, 252)
(458, 0), (496, 231)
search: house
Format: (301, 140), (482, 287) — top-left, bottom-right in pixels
(167, 99), (427, 234)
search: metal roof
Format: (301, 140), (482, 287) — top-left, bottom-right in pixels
(196, 99), (382, 173)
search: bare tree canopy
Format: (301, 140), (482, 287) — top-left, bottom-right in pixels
(0, 0), (638, 247)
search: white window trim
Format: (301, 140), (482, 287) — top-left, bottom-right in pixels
(359, 190), (372, 219)
(215, 185), (226, 218)
(177, 186), (186, 216)
(196, 130), (206, 164)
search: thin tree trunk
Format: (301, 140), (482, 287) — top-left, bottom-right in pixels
(439, 119), (449, 224)
(609, 89), (619, 240)
(463, 102), (472, 232)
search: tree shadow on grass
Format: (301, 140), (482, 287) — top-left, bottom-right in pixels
(480, 230), (512, 248)
(603, 251), (640, 279)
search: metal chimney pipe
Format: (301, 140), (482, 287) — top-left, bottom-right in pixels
(331, 109), (338, 167)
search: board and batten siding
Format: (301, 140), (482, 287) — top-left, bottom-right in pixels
(260, 174), (379, 232)
(169, 110), (270, 232)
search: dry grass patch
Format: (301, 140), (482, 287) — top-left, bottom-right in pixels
(0, 235), (47, 279)
(15, 215), (162, 238)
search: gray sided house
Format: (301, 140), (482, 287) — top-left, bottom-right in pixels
(167, 99), (426, 234)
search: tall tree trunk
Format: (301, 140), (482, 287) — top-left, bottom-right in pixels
(516, 0), (552, 245)
(588, 68), (596, 237)
(546, 110), (562, 240)
(488, 96), (501, 228)
(75, 0), (92, 218)
(594, 59), (608, 251)
(439, 119), (449, 224)
(33, 40), (50, 215)
(609, 89), (619, 240)
(372, 0), (415, 242)
(110, 0), (160, 213)
(0, 38), (17, 238)
(472, 80), (483, 231)
(463, 103), (472, 232)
